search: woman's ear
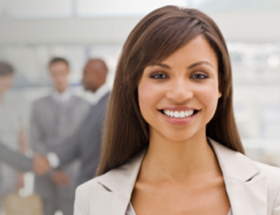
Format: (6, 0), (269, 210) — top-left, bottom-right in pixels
(218, 91), (222, 98)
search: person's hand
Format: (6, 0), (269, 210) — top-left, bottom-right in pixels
(33, 154), (50, 175)
(51, 170), (71, 186)
(16, 173), (25, 190)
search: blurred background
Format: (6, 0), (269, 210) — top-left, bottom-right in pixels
(1, 0), (280, 214)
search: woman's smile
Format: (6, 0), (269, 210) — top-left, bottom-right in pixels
(157, 106), (200, 125)
(162, 110), (195, 118)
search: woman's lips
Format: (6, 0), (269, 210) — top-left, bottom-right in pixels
(159, 108), (199, 126)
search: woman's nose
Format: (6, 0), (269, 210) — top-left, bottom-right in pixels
(166, 79), (193, 103)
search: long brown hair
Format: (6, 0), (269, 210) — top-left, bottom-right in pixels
(97, 6), (244, 176)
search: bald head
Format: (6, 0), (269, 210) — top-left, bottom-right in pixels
(82, 59), (108, 92)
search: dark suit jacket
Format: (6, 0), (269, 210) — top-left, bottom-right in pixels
(54, 92), (110, 185)
(0, 143), (32, 172)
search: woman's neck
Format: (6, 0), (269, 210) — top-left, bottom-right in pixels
(140, 129), (221, 182)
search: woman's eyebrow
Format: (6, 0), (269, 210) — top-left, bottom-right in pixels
(188, 61), (214, 70)
(154, 61), (213, 70)
(155, 63), (171, 69)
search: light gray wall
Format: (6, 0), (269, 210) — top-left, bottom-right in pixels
(0, 17), (141, 45)
(1, 13), (280, 45)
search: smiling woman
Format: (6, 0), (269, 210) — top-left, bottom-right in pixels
(74, 6), (280, 215)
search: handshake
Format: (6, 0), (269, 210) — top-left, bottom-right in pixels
(32, 154), (51, 176)
(32, 155), (71, 186)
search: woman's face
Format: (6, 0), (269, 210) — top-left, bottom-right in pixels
(138, 35), (221, 142)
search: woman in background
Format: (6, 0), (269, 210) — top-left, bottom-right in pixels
(75, 6), (280, 215)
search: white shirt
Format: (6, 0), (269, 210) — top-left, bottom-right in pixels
(46, 88), (74, 168)
(47, 83), (110, 169)
(91, 83), (110, 105)
(51, 87), (73, 105)
(126, 203), (233, 215)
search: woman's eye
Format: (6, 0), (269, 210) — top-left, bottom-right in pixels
(151, 74), (167, 79)
(191, 73), (208, 79)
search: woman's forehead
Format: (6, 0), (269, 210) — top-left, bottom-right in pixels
(147, 35), (218, 69)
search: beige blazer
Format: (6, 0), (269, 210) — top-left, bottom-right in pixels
(74, 138), (280, 215)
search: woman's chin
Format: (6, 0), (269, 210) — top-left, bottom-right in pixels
(160, 132), (198, 143)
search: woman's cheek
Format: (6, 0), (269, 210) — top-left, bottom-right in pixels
(139, 81), (164, 122)
(201, 86), (220, 118)
(138, 81), (155, 118)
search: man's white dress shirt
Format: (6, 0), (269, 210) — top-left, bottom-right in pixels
(47, 84), (110, 169)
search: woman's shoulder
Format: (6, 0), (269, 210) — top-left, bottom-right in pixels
(75, 176), (106, 198)
(74, 150), (146, 214)
(253, 161), (280, 187)
(74, 176), (109, 215)
(210, 138), (280, 180)
(253, 161), (280, 212)
(254, 160), (280, 174)
(211, 139), (280, 196)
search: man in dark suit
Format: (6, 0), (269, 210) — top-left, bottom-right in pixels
(34, 59), (110, 185)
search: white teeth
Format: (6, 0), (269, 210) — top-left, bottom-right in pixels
(163, 110), (195, 118)
(179, 111), (185, 118)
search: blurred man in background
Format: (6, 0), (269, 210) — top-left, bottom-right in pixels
(0, 61), (29, 207)
(34, 58), (110, 186)
(30, 57), (90, 215)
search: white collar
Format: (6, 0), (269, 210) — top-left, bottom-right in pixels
(92, 83), (110, 105)
(51, 87), (73, 104)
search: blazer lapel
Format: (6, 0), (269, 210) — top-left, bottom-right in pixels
(97, 150), (146, 215)
(209, 138), (267, 215)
